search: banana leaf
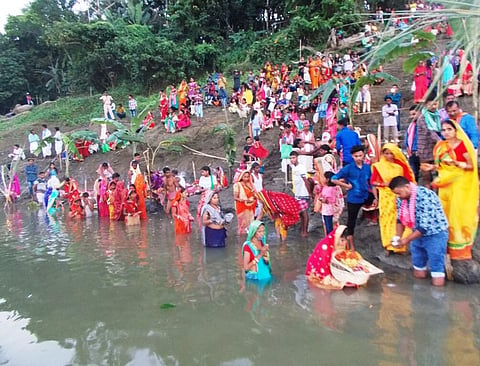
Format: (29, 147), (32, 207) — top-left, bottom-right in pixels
(90, 118), (128, 131)
(69, 130), (100, 142)
(107, 130), (145, 144)
(402, 51), (435, 73)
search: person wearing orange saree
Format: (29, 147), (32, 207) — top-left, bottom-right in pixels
(308, 55), (321, 90)
(431, 120), (478, 260)
(233, 170), (257, 235)
(178, 79), (188, 107)
(371, 143), (416, 253)
(129, 160), (147, 220)
(171, 189), (193, 234)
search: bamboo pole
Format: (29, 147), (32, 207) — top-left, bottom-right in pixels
(182, 145), (241, 163)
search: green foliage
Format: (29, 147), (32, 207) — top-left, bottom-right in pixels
(213, 123), (237, 167)
(0, 0), (375, 114)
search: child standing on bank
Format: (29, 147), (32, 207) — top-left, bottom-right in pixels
(128, 94), (137, 117)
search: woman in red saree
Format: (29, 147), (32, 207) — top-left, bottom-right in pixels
(112, 178), (126, 221)
(171, 189), (194, 234)
(69, 196), (84, 219)
(158, 92), (169, 120)
(306, 225), (348, 290)
(413, 60), (429, 103)
(256, 189), (300, 240)
(233, 170), (257, 235)
(123, 190), (141, 225)
(176, 109), (191, 130)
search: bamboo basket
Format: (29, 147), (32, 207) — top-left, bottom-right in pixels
(330, 250), (383, 286)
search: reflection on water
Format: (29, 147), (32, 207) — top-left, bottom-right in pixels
(0, 208), (480, 365)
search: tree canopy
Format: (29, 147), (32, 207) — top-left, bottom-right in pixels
(0, 0), (363, 113)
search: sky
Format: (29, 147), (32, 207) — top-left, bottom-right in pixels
(0, 0), (33, 33)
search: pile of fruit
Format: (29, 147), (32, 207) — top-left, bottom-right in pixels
(335, 250), (364, 271)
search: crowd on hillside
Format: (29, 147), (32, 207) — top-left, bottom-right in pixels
(3, 1), (480, 289)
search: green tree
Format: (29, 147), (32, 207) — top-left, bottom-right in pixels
(0, 35), (28, 113)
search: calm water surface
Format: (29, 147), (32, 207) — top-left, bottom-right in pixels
(0, 208), (479, 366)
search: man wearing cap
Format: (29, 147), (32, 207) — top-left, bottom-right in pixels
(382, 96), (398, 143)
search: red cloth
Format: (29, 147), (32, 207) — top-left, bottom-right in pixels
(305, 231), (335, 278)
(177, 113), (191, 129)
(249, 141), (269, 159)
(113, 181), (126, 221)
(454, 140), (468, 162)
(258, 190), (300, 228)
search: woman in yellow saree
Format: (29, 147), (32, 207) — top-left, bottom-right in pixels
(371, 143), (416, 253)
(432, 120), (478, 260)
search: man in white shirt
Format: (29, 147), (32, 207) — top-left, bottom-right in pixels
(100, 91), (115, 120)
(382, 96), (399, 143)
(251, 162), (264, 220)
(8, 144), (25, 161)
(343, 55), (353, 73)
(290, 151), (312, 237)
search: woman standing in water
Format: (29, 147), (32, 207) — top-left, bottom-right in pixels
(171, 189), (193, 234)
(371, 143), (415, 254)
(233, 170), (257, 235)
(432, 120), (478, 260)
(242, 220), (271, 281)
(201, 191), (227, 247)
(123, 190), (141, 225)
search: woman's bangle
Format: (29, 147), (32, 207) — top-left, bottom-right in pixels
(458, 162), (467, 169)
(253, 258), (259, 264)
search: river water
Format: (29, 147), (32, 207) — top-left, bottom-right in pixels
(0, 208), (479, 366)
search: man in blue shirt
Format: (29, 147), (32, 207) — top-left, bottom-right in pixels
(24, 158), (38, 199)
(445, 101), (479, 150)
(389, 176), (448, 286)
(404, 105), (420, 181)
(332, 145), (378, 249)
(336, 118), (361, 166)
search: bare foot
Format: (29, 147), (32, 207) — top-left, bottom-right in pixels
(431, 277), (445, 286)
(413, 269), (428, 279)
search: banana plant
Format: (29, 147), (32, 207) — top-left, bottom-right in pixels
(143, 136), (188, 173)
(212, 123), (237, 168)
(90, 103), (154, 154)
(366, 3), (480, 119)
(308, 72), (398, 124)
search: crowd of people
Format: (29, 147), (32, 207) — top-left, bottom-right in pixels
(3, 2), (480, 290)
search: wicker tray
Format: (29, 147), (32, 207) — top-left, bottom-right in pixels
(330, 250), (384, 286)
